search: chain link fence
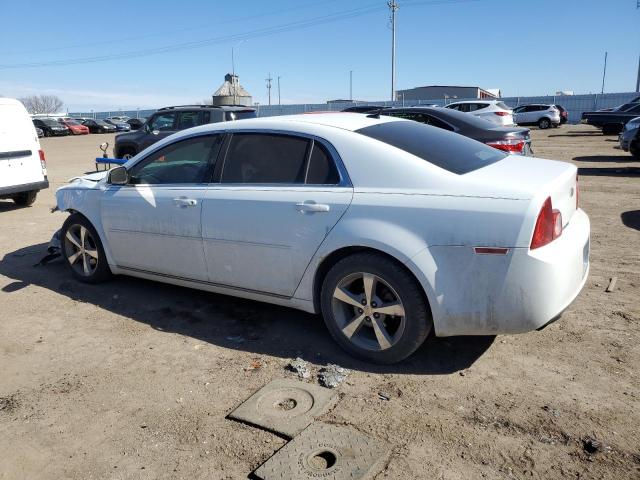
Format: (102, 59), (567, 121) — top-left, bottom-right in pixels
(73, 91), (639, 125)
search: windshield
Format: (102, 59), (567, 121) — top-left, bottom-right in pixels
(95, 120), (109, 126)
(40, 119), (59, 126)
(356, 120), (506, 175)
(65, 120), (80, 126)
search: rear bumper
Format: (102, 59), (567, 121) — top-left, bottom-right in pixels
(409, 209), (590, 336)
(0, 179), (49, 198)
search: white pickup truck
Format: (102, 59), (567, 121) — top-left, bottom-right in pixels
(0, 98), (49, 206)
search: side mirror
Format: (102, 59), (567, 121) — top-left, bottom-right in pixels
(108, 166), (128, 185)
(152, 129), (160, 135)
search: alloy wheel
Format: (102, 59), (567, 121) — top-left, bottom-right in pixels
(331, 272), (406, 351)
(63, 224), (99, 277)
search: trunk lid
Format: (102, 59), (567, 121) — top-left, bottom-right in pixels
(464, 155), (578, 226)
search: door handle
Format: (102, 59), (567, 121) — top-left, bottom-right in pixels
(173, 197), (198, 207)
(296, 201), (330, 213)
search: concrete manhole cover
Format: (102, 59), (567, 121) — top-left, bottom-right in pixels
(228, 378), (338, 437)
(254, 422), (388, 480)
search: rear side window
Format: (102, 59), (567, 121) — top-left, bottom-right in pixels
(225, 110), (257, 121)
(356, 121), (506, 175)
(222, 133), (310, 184)
(177, 111), (200, 129)
(496, 102), (511, 110)
(149, 113), (176, 131)
(306, 142), (340, 184)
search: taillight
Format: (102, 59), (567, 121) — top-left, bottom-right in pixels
(39, 149), (47, 173)
(494, 111), (509, 116)
(486, 139), (525, 153)
(530, 197), (562, 249)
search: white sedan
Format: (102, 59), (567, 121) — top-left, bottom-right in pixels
(55, 113), (589, 364)
(445, 100), (515, 126)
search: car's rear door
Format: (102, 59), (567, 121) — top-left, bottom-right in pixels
(201, 132), (353, 297)
(0, 102), (44, 190)
(101, 134), (222, 280)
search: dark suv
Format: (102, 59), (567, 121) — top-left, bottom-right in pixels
(114, 105), (256, 158)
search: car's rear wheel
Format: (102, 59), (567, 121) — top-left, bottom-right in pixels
(13, 191), (37, 207)
(117, 147), (137, 159)
(320, 252), (431, 364)
(538, 117), (551, 129)
(61, 213), (112, 283)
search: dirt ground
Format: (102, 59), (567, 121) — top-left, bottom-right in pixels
(0, 125), (638, 480)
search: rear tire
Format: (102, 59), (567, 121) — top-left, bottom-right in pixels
(13, 191), (37, 207)
(320, 252), (432, 364)
(630, 140), (640, 160)
(61, 213), (112, 284)
(538, 117), (551, 129)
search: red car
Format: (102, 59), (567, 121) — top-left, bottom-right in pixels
(60, 119), (89, 135)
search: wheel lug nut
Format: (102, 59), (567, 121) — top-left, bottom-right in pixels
(358, 308), (363, 314)
(361, 299), (367, 305)
(373, 313), (380, 319)
(371, 302), (377, 308)
(365, 316), (370, 322)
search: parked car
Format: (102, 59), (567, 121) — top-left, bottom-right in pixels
(581, 103), (640, 135)
(32, 118), (69, 137)
(35, 127), (44, 138)
(0, 98), (48, 206)
(126, 118), (146, 131)
(106, 115), (130, 123)
(619, 116), (640, 159)
(554, 104), (569, 124)
(82, 119), (117, 134)
(59, 119), (89, 135)
(444, 100), (515, 126)
(373, 106), (533, 155)
(342, 105), (384, 113)
(104, 119), (131, 132)
(114, 104), (256, 159)
(54, 113), (588, 364)
(512, 104), (561, 129)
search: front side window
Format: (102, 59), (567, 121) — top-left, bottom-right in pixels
(221, 133), (310, 184)
(128, 135), (220, 185)
(149, 113), (176, 131)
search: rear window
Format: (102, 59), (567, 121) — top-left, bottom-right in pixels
(356, 120), (506, 175)
(496, 102), (511, 110)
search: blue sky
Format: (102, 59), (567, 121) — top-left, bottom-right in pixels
(1, 0), (638, 111)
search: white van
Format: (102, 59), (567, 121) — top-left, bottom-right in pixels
(0, 98), (48, 206)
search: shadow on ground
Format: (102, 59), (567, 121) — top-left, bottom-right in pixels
(0, 243), (494, 375)
(621, 210), (640, 231)
(0, 200), (26, 212)
(548, 130), (606, 138)
(577, 167), (640, 177)
(573, 155), (632, 163)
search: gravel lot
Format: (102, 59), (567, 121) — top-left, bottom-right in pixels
(1, 125), (638, 479)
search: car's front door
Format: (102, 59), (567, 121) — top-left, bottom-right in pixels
(101, 134), (222, 280)
(141, 112), (178, 150)
(201, 132), (353, 297)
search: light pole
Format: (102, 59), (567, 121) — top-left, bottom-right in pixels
(231, 40), (245, 105)
(349, 70), (353, 101)
(277, 76), (282, 107)
(601, 51), (608, 94)
(388, 1), (399, 101)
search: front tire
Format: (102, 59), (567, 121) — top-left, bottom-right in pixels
(320, 252), (432, 364)
(13, 190), (37, 207)
(538, 117), (551, 129)
(631, 140), (640, 160)
(61, 214), (112, 283)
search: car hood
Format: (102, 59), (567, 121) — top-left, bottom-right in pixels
(65, 170), (108, 188)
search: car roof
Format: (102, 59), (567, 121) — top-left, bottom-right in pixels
(156, 104), (256, 112)
(447, 100), (498, 104)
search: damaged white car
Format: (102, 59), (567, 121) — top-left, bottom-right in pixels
(54, 113), (590, 363)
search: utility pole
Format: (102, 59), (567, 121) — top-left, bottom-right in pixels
(266, 73), (272, 106)
(277, 76), (282, 107)
(601, 51), (608, 94)
(231, 47), (236, 105)
(636, 2), (640, 91)
(388, 1), (399, 101)
(350, 70), (353, 101)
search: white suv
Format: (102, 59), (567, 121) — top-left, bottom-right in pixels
(444, 100), (514, 126)
(0, 98), (48, 207)
(512, 104), (561, 129)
